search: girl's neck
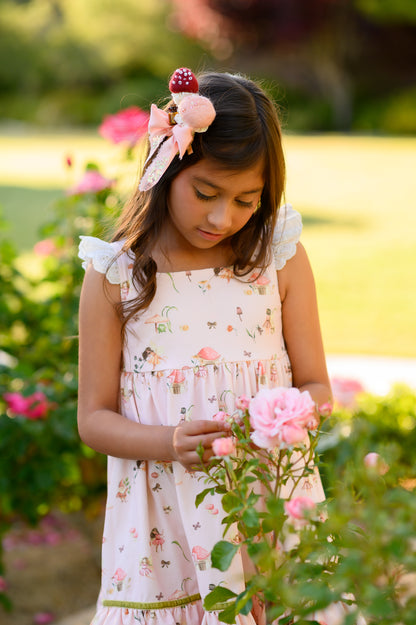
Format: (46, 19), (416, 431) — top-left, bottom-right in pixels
(152, 244), (233, 273)
(152, 222), (234, 272)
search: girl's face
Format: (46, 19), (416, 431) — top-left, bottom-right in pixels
(165, 159), (264, 256)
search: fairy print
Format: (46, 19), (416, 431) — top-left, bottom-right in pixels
(149, 527), (165, 551)
(116, 477), (131, 503)
(217, 267), (234, 282)
(120, 280), (130, 301)
(144, 306), (177, 334)
(154, 461), (174, 474)
(139, 556), (153, 577)
(134, 345), (165, 371)
(197, 279), (212, 294)
(262, 307), (276, 334)
(270, 362), (279, 383)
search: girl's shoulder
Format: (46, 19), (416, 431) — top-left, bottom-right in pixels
(271, 204), (302, 271)
(78, 235), (131, 285)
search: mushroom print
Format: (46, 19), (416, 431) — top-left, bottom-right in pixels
(167, 369), (186, 394)
(191, 545), (211, 570)
(193, 347), (221, 365)
(256, 361), (267, 386)
(250, 272), (271, 295)
(112, 568), (127, 591)
(144, 306), (177, 334)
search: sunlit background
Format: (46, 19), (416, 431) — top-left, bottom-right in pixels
(0, 1), (416, 624)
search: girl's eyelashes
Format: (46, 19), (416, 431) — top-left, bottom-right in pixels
(194, 188), (215, 201)
(194, 187), (255, 208)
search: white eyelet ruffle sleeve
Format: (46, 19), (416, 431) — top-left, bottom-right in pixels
(271, 203), (303, 270)
(78, 235), (122, 284)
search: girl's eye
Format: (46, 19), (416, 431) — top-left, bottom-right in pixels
(236, 199), (254, 208)
(194, 188), (216, 201)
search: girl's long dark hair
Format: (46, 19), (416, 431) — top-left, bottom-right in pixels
(112, 72), (286, 335)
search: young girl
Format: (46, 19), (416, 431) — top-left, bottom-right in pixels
(78, 69), (332, 625)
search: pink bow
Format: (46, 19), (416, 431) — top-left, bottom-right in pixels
(139, 104), (194, 191)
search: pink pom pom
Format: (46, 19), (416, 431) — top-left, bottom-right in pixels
(178, 95), (216, 132)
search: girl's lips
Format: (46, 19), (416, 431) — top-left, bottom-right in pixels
(197, 229), (224, 241)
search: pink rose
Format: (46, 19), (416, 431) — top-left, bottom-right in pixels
(280, 423), (307, 445)
(33, 613), (55, 625)
(212, 437), (236, 457)
(67, 170), (114, 196)
(331, 377), (365, 407)
(99, 106), (149, 146)
(0, 576), (8, 592)
(235, 395), (250, 410)
(249, 387), (315, 449)
(284, 496), (316, 521)
(318, 402), (333, 417)
(34, 239), (59, 257)
(364, 452), (389, 475)
(212, 411), (229, 423)
(4, 391), (51, 419)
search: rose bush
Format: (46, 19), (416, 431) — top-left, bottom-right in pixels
(196, 385), (416, 625)
(0, 105), (148, 611)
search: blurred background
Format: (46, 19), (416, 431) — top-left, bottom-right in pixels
(0, 1), (415, 624)
(1, 0), (416, 131)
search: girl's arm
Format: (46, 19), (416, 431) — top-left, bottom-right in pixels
(278, 242), (332, 408)
(77, 266), (229, 468)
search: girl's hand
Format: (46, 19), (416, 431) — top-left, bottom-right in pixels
(172, 419), (231, 471)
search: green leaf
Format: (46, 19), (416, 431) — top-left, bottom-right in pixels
(242, 506), (259, 528)
(222, 492), (242, 513)
(218, 602), (237, 624)
(195, 487), (214, 508)
(203, 586), (237, 611)
(211, 540), (239, 571)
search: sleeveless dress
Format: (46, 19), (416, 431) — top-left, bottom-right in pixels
(78, 205), (335, 625)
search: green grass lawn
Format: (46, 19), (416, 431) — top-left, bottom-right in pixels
(0, 131), (415, 357)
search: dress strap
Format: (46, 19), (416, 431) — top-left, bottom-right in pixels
(271, 204), (303, 270)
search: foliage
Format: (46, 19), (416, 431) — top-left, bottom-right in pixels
(196, 386), (416, 624)
(0, 118), (144, 609)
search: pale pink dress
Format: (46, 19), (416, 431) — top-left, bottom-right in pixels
(79, 205), (345, 625)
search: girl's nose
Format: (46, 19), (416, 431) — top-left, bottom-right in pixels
(207, 201), (232, 231)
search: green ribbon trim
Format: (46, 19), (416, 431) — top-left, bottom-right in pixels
(103, 593), (201, 610)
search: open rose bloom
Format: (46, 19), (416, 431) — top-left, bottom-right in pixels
(248, 386), (317, 449)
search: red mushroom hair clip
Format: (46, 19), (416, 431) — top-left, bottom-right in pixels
(139, 68), (216, 192)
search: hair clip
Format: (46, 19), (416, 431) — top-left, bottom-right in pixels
(139, 68), (216, 192)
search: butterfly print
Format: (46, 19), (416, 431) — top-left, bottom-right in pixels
(207, 395), (216, 403)
(161, 560), (170, 568)
(244, 350), (252, 357)
(152, 483), (162, 492)
(207, 321), (217, 329)
(193, 522), (201, 530)
(156, 592), (164, 601)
